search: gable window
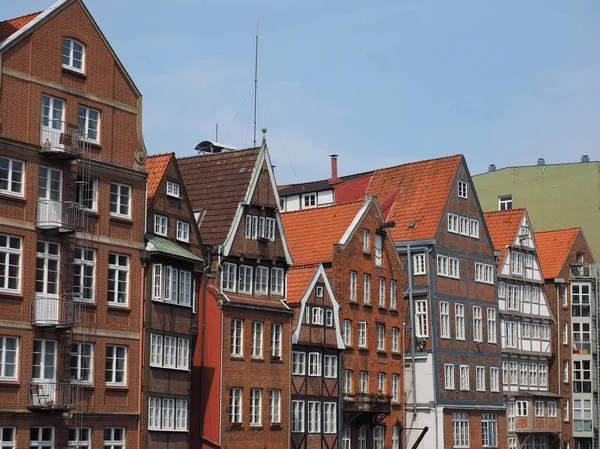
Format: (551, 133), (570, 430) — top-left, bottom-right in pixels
(271, 267), (284, 295)
(238, 265), (253, 293)
(75, 176), (97, 211)
(325, 309), (333, 327)
(78, 106), (100, 143)
(448, 214), (459, 233)
(166, 181), (180, 198)
(292, 351), (306, 375)
(221, 263), (236, 292)
(507, 285), (520, 310)
(245, 215), (258, 239)
(484, 265), (494, 284)
(459, 217), (469, 236)
(469, 219), (479, 238)
(324, 355), (337, 378)
(458, 180), (468, 198)
(413, 254), (426, 275)
(374, 234), (383, 266)
(154, 215), (168, 236)
(109, 183), (131, 218)
(499, 195), (512, 211)
(525, 253), (533, 267)
(312, 307), (324, 325)
(262, 217), (276, 240)
(62, 38), (85, 72)
(303, 193), (316, 209)
(415, 300), (428, 337)
(316, 285), (324, 298)
(176, 221), (190, 242)
(349, 271), (357, 302)
(363, 229), (370, 253)
(0, 156), (24, 197)
(308, 353), (322, 376)
(475, 263), (485, 282)
(390, 280), (397, 309)
(511, 252), (523, 276)
(440, 302), (450, 338)
(342, 320), (352, 346)
(108, 253), (129, 306)
(0, 234), (22, 294)
(255, 266), (269, 294)
(363, 274), (371, 304)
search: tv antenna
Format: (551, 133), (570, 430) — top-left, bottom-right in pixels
(253, 20), (259, 147)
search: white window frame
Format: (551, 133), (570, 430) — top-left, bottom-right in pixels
(0, 336), (18, 381)
(481, 413), (497, 448)
(229, 388), (242, 423)
(445, 364), (455, 390)
(375, 233), (383, 266)
(62, 37), (85, 72)
(255, 266), (269, 294)
(358, 321), (367, 348)
(342, 320), (352, 346)
(105, 345), (127, 386)
(415, 300), (428, 337)
(292, 351), (306, 375)
(30, 428), (54, 449)
(376, 325), (385, 351)
(378, 277), (386, 307)
(349, 271), (357, 302)
(154, 214), (168, 236)
(176, 221), (190, 242)
(0, 234), (22, 294)
(459, 216), (469, 236)
(302, 193), (317, 208)
(440, 301), (450, 338)
(76, 176), (97, 212)
(70, 341), (93, 384)
(343, 370), (353, 393)
(490, 367), (499, 392)
(390, 279), (397, 309)
(359, 371), (368, 393)
(307, 401), (321, 433)
(391, 327), (399, 352)
(238, 265), (253, 294)
(449, 257), (460, 279)
(476, 365), (485, 391)
(413, 254), (426, 275)
(78, 105), (100, 144)
(108, 253), (129, 306)
(270, 389), (281, 424)
(459, 365), (469, 390)
(458, 180), (468, 198)
(308, 352), (322, 376)
(73, 247), (96, 303)
(448, 213), (459, 233)
(0, 156), (25, 198)
(231, 319), (243, 357)
(487, 308), (497, 344)
(391, 373), (399, 402)
(511, 251), (523, 276)
(516, 401), (528, 417)
(455, 303), (465, 340)
(291, 400), (305, 433)
(103, 428), (125, 449)
(166, 180), (180, 198)
(498, 281), (506, 298)
(473, 306), (483, 342)
(437, 255), (448, 276)
(499, 195), (512, 211)
(68, 427), (91, 449)
(221, 263), (236, 292)
(250, 389), (262, 427)
(452, 413), (469, 448)
(469, 219), (480, 238)
(535, 400), (544, 417)
(271, 323), (282, 358)
(251, 321), (263, 359)
(324, 355), (337, 379)
(271, 267), (284, 295)
(363, 273), (371, 304)
(363, 229), (370, 253)
(109, 182), (131, 219)
(312, 307), (324, 325)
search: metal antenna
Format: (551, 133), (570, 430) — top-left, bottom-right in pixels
(253, 20), (259, 147)
(216, 123), (218, 141)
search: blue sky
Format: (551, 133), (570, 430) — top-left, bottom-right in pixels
(5, 0), (600, 184)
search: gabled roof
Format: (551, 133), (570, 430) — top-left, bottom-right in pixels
(145, 234), (204, 263)
(281, 201), (364, 265)
(534, 228), (581, 279)
(366, 154), (463, 241)
(278, 170), (373, 196)
(146, 153), (174, 203)
(483, 209), (526, 251)
(287, 264), (321, 305)
(178, 147), (261, 245)
(0, 11), (41, 42)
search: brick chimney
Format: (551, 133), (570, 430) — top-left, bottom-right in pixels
(329, 154), (341, 184)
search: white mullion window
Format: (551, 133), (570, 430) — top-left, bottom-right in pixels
(70, 342), (92, 384)
(440, 301), (450, 338)
(308, 352), (322, 376)
(30, 428), (54, 449)
(448, 214), (459, 233)
(108, 253), (129, 306)
(271, 267), (284, 295)
(68, 427), (91, 449)
(455, 303), (465, 340)
(490, 367), (499, 392)
(324, 355), (337, 378)
(511, 251), (523, 276)
(250, 389), (262, 427)
(343, 370), (353, 393)
(487, 308), (497, 343)
(35, 241), (60, 298)
(449, 257), (460, 279)
(221, 263), (237, 292)
(76, 176), (97, 211)
(163, 336), (177, 368)
(415, 300), (428, 337)
(349, 271), (357, 302)
(291, 400), (305, 433)
(152, 264), (163, 300)
(175, 399), (188, 430)
(77, 105), (100, 143)
(413, 254), (426, 275)
(324, 402), (336, 434)
(0, 156), (25, 197)
(358, 322), (367, 348)
(0, 336), (18, 381)
(452, 413), (469, 448)
(103, 428), (125, 449)
(179, 270), (192, 306)
(0, 234), (22, 294)
(109, 183), (131, 218)
(390, 279), (397, 309)
(271, 323), (282, 358)
(308, 401), (321, 433)
(476, 366), (485, 391)
(378, 277), (386, 307)
(391, 327), (399, 352)
(176, 221), (190, 242)
(154, 214), (168, 236)
(105, 345), (127, 386)
(231, 320), (243, 357)
(445, 364), (455, 390)
(359, 372), (368, 393)
(391, 374), (399, 402)
(255, 266), (269, 294)
(270, 389), (281, 423)
(460, 365), (469, 390)
(162, 398), (175, 430)
(62, 38), (85, 72)
(469, 219), (479, 238)
(459, 217), (469, 236)
(170, 268), (179, 304)
(484, 265), (494, 284)
(166, 181), (180, 198)
(150, 334), (163, 367)
(376, 325), (385, 351)
(363, 273), (371, 304)
(343, 320), (352, 346)
(251, 322), (264, 359)
(475, 262), (485, 282)
(458, 180), (468, 198)
(239, 265), (253, 293)
(265, 217), (276, 240)
(177, 338), (190, 370)
(229, 388), (242, 423)
(473, 306), (483, 342)
(292, 351), (306, 375)
(73, 247), (96, 302)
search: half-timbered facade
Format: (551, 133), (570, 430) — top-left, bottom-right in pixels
(484, 209), (558, 449)
(282, 196), (404, 449)
(287, 264), (345, 449)
(179, 136), (294, 449)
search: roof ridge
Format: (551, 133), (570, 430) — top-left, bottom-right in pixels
(147, 152), (175, 159)
(281, 200), (364, 216)
(483, 208), (526, 215)
(278, 169), (374, 189)
(534, 227), (581, 235)
(0, 10), (43, 24)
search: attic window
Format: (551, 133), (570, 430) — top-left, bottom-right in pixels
(62, 38), (85, 73)
(167, 181), (180, 198)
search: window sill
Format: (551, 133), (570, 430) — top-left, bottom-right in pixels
(348, 300), (359, 305)
(249, 426), (264, 431)
(358, 347), (369, 352)
(391, 351), (402, 356)
(251, 358), (265, 363)
(149, 429), (189, 433)
(62, 66), (87, 79)
(110, 215), (133, 225)
(230, 356), (245, 362)
(0, 192), (26, 203)
(376, 350), (387, 355)
(363, 303), (372, 308)
(105, 385), (128, 391)
(0, 291), (23, 300)
(0, 380), (19, 387)
(108, 305), (130, 312)
(270, 423), (283, 430)
(378, 306), (387, 311)
(229, 423), (244, 430)
(363, 251), (371, 256)
(270, 356), (283, 364)
(75, 300), (97, 308)
(344, 345), (354, 350)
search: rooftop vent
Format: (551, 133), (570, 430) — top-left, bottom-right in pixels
(195, 141), (238, 154)
(537, 158), (545, 166)
(582, 154), (590, 163)
(488, 164), (496, 172)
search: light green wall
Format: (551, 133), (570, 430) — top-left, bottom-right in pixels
(473, 162), (600, 260)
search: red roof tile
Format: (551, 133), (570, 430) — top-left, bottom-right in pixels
(483, 209), (526, 267)
(145, 153), (174, 203)
(366, 155), (463, 241)
(177, 148), (261, 245)
(0, 11), (42, 43)
(286, 264), (320, 305)
(534, 228), (581, 279)
(282, 201), (364, 266)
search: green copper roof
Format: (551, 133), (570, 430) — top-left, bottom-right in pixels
(145, 234), (204, 263)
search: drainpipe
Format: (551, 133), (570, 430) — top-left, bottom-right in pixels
(198, 247), (214, 446)
(407, 244), (418, 435)
(556, 284), (561, 399)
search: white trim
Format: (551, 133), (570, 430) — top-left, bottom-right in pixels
(339, 197), (371, 245)
(291, 264), (345, 350)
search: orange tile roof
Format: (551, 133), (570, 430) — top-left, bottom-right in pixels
(0, 11), (42, 42)
(534, 228), (581, 279)
(483, 209), (525, 267)
(145, 153), (174, 203)
(282, 201), (364, 266)
(366, 155), (463, 241)
(286, 264), (320, 304)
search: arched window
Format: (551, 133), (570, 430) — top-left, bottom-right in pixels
(62, 38), (85, 73)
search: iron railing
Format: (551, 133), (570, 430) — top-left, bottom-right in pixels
(30, 296), (77, 327)
(27, 382), (81, 411)
(35, 199), (85, 231)
(40, 121), (90, 156)
(342, 393), (392, 413)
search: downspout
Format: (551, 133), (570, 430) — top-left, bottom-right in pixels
(407, 244), (417, 428)
(338, 350), (343, 449)
(139, 181), (148, 449)
(199, 246), (214, 446)
(556, 283), (561, 399)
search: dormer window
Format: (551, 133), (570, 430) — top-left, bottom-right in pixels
(167, 181), (180, 198)
(62, 38), (85, 73)
(302, 193), (316, 209)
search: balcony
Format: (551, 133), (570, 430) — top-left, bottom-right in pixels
(40, 121), (89, 159)
(27, 382), (80, 411)
(35, 200), (84, 232)
(342, 393), (392, 414)
(30, 296), (77, 328)
(570, 263), (600, 279)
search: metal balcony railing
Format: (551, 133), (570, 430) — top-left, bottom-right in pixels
(570, 263), (600, 279)
(30, 296), (76, 327)
(35, 199), (84, 231)
(27, 382), (80, 411)
(342, 393), (392, 414)
(40, 121), (89, 157)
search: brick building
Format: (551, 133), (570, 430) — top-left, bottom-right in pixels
(178, 138), (294, 449)
(0, 0), (147, 448)
(141, 154), (205, 448)
(280, 154), (506, 449)
(282, 197), (404, 449)
(286, 263), (345, 449)
(484, 209), (559, 449)
(535, 228), (598, 449)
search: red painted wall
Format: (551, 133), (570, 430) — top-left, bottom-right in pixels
(334, 173), (372, 204)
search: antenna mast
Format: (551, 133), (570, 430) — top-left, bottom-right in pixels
(253, 20), (259, 147)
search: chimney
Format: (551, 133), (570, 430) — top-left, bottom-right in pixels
(329, 154), (341, 184)
(581, 154), (590, 163)
(488, 164), (496, 172)
(537, 158), (545, 166)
